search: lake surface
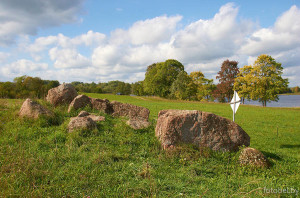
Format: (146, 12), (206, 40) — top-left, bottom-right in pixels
(243, 95), (300, 107)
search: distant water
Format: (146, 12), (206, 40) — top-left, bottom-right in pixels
(243, 95), (300, 107)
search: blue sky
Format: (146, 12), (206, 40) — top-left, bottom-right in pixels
(0, 0), (300, 86)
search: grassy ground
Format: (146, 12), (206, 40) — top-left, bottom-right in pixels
(0, 94), (299, 197)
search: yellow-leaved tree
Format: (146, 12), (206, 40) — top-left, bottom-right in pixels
(189, 71), (215, 101)
(234, 54), (289, 107)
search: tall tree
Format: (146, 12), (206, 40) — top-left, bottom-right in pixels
(132, 81), (145, 96)
(234, 54), (289, 107)
(189, 71), (215, 101)
(233, 66), (253, 104)
(143, 59), (184, 97)
(170, 71), (196, 100)
(213, 60), (239, 102)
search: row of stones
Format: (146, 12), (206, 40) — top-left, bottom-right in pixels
(19, 83), (270, 168)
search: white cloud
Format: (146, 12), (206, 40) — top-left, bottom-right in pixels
(240, 5), (300, 56)
(28, 35), (58, 57)
(171, 3), (253, 63)
(92, 45), (123, 67)
(283, 66), (300, 87)
(110, 15), (182, 45)
(1, 59), (48, 78)
(72, 30), (106, 46)
(128, 15), (182, 45)
(92, 15), (183, 77)
(273, 47), (300, 67)
(0, 0), (85, 46)
(49, 47), (91, 69)
(28, 31), (106, 61)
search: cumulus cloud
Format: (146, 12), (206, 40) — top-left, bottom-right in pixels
(240, 5), (300, 56)
(282, 66), (300, 87)
(0, 0), (85, 46)
(29, 31), (105, 53)
(27, 31), (106, 61)
(171, 3), (253, 63)
(110, 15), (182, 45)
(127, 15), (182, 45)
(49, 47), (91, 69)
(91, 15), (183, 75)
(1, 59), (48, 78)
(72, 31), (106, 46)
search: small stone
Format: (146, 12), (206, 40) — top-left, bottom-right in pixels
(239, 147), (270, 168)
(126, 119), (150, 130)
(77, 111), (105, 122)
(68, 116), (97, 132)
(88, 114), (105, 122)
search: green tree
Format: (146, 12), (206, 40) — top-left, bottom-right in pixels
(132, 81), (145, 96)
(0, 82), (16, 98)
(10, 76), (59, 99)
(189, 71), (215, 101)
(116, 82), (131, 95)
(234, 54), (289, 107)
(170, 71), (196, 100)
(143, 59), (184, 97)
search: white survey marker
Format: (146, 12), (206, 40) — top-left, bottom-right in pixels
(230, 91), (241, 122)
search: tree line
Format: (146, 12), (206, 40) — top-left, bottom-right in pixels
(0, 54), (296, 106)
(133, 55), (290, 106)
(0, 77), (132, 99)
(70, 81), (131, 95)
(0, 76), (59, 99)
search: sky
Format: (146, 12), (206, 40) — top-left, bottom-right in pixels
(0, 0), (300, 86)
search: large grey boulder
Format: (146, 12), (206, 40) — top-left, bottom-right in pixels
(155, 110), (250, 152)
(19, 98), (53, 119)
(46, 83), (77, 106)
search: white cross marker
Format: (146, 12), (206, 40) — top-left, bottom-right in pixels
(230, 91), (241, 122)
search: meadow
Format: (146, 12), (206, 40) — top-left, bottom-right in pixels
(0, 94), (299, 197)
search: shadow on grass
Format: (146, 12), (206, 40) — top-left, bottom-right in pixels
(280, 144), (300, 148)
(261, 151), (282, 161)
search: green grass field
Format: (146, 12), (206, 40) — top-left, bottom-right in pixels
(0, 94), (299, 197)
